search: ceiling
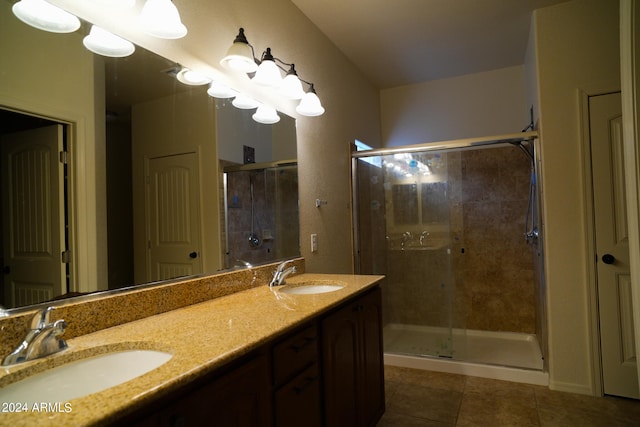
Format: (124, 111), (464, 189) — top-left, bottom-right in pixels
(291, 0), (569, 89)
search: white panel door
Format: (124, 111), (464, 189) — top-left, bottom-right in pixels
(146, 152), (202, 282)
(1, 125), (66, 307)
(591, 92), (639, 399)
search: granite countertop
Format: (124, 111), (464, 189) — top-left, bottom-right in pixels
(0, 273), (383, 426)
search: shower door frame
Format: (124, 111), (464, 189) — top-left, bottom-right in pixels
(350, 131), (545, 363)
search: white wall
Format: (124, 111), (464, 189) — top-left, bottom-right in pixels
(534, 0), (620, 394)
(380, 66), (528, 147)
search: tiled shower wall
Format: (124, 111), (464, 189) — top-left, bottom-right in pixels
(458, 147), (535, 333)
(220, 162), (299, 269)
(362, 146), (536, 334)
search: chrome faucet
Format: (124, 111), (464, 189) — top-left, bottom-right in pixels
(2, 307), (68, 366)
(269, 260), (297, 287)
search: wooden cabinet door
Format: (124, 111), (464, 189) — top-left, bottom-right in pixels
(321, 287), (385, 427)
(321, 301), (360, 427)
(359, 287), (385, 427)
(154, 355), (271, 427)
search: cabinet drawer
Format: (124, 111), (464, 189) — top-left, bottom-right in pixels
(274, 363), (321, 427)
(272, 323), (318, 386)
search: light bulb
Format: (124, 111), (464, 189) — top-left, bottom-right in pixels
(279, 65), (305, 100)
(220, 28), (258, 73)
(12, 0), (80, 33)
(176, 68), (211, 85)
(140, 0), (187, 39)
(232, 94), (259, 110)
(252, 104), (280, 124)
(207, 82), (237, 99)
(252, 48), (282, 87)
(83, 26), (135, 57)
(296, 86), (325, 117)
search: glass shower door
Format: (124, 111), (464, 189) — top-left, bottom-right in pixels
(354, 151), (459, 359)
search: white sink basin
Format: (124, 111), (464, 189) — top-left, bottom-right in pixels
(279, 284), (344, 295)
(0, 350), (172, 404)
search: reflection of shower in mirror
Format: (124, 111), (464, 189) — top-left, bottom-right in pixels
(248, 172), (262, 248)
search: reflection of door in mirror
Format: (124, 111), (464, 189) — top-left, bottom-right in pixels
(1, 124), (67, 308)
(146, 153), (202, 281)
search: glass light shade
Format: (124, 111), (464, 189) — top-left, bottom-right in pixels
(252, 104), (280, 124)
(280, 73), (305, 100)
(207, 82), (237, 99)
(220, 42), (258, 73)
(296, 90), (325, 117)
(252, 59), (282, 87)
(176, 68), (211, 85)
(12, 0), (80, 33)
(83, 26), (135, 57)
(140, 0), (187, 39)
(89, 0), (135, 8)
(232, 94), (259, 110)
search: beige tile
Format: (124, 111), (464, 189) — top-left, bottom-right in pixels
(377, 411), (453, 427)
(456, 393), (540, 427)
(386, 382), (462, 424)
(385, 365), (467, 393)
(535, 388), (640, 427)
(464, 376), (537, 407)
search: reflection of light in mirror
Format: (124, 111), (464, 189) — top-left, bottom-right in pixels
(253, 104), (280, 124)
(83, 25), (135, 57)
(176, 68), (212, 86)
(207, 81), (237, 99)
(12, 0), (81, 33)
(140, 0), (187, 39)
(232, 94), (259, 110)
(383, 156), (432, 177)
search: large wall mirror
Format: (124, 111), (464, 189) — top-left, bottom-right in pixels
(0, 0), (300, 312)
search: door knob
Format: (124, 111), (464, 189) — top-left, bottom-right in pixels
(601, 254), (615, 264)
(189, 252), (198, 259)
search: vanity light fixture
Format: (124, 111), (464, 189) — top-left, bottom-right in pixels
(83, 25), (135, 57)
(12, 0), (81, 33)
(176, 68), (212, 85)
(140, 0), (187, 39)
(252, 104), (280, 124)
(296, 84), (325, 117)
(220, 28), (259, 73)
(220, 28), (325, 117)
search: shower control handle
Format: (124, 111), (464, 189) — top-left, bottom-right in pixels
(602, 254), (615, 264)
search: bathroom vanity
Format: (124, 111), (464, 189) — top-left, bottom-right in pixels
(0, 272), (384, 427)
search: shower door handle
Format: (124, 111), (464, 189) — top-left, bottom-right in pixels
(601, 254), (615, 264)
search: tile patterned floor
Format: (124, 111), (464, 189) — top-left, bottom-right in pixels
(379, 365), (640, 426)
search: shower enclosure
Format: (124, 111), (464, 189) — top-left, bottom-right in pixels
(352, 132), (547, 374)
(223, 162), (299, 269)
